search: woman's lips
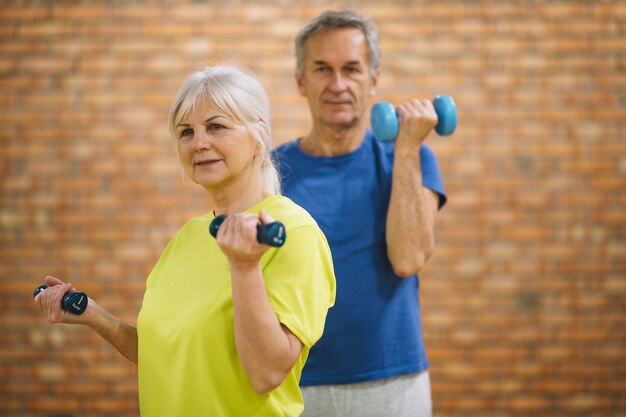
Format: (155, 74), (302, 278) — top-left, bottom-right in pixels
(195, 159), (220, 167)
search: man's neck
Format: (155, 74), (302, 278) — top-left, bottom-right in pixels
(299, 123), (368, 157)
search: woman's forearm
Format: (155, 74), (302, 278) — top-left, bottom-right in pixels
(86, 301), (138, 364)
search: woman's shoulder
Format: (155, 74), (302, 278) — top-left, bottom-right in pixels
(171, 212), (213, 240)
(263, 195), (318, 231)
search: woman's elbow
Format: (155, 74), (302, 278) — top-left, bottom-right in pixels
(249, 369), (289, 394)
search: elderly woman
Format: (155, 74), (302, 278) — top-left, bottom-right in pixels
(35, 65), (336, 417)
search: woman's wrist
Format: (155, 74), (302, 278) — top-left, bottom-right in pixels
(228, 261), (262, 277)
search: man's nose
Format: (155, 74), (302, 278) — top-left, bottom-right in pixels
(328, 72), (347, 92)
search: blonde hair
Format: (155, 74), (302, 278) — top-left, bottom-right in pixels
(168, 65), (281, 195)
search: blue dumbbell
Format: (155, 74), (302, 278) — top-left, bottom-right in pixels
(371, 95), (457, 142)
(33, 284), (89, 315)
(209, 215), (286, 248)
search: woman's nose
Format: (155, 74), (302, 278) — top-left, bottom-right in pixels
(192, 130), (212, 150)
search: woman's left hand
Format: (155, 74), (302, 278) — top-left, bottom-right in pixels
(214, 210), (275, 271)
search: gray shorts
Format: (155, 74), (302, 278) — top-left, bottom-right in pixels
(300, 371), (432, 417)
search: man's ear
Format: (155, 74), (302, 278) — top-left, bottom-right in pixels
(369, 68), (381, 96)
(295, 71), (306, 97)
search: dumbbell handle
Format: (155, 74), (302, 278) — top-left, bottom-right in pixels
(371, 95), (457, 142)
(209, 215), (286, 248)
(33, 284), (88, 315)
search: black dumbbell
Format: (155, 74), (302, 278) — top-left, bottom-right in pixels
(209, 215), (286, 247)
(33, 284), (89, 315)
(371, 95), (458, 142)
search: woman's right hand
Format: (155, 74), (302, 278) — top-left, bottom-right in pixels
(34, 275), (91, 325)
(214, 212), (273, 273)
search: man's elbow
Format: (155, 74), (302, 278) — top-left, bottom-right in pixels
(390, 247), (434, 278)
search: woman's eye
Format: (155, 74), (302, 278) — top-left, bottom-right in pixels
(208, 123), (224, 131)
(179, 128), (193, 138)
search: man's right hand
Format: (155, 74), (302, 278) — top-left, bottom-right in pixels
(395, 99), (438, 150)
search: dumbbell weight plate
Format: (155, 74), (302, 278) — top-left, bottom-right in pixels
(371, 101), (398, 142)
(433, 95), (457, 136)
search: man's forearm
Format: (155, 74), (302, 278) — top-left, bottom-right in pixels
(386, 149), (438, 277)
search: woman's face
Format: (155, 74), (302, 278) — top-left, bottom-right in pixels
(175, 99), (259, 190)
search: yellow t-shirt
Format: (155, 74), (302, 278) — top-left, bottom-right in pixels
(137, 195), (335, 416)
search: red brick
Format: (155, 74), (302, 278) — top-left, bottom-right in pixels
(0, 6), (48, 19)
(18, 56), (74, 74)
(51, 6), (108, 20)
(25, 398), (79, 412)
(506, 396), (551, 411)
(83, 398), (139, 412)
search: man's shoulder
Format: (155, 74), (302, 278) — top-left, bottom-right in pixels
(272, 140), (305, 184)
(273, 139), (299, 157)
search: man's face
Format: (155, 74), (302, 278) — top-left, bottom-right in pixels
(296, 28), (379, 130)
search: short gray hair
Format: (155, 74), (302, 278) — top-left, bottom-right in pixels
(295, 10), (381, 77)
(168, 65), (280, 195)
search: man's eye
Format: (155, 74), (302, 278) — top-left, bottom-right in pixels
(315, 66), (330, 73)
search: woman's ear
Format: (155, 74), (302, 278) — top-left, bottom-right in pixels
(254, 120), (269, 158)
(258, 118), (270, 136)
(254, 141), (261, 158)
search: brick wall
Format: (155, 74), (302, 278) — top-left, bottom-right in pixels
(1, 1), (624, 416)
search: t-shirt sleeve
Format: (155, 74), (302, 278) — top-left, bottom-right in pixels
(420, 144), (448, 209)
(261, 224), (336, 348)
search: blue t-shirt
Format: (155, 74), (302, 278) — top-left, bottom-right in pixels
(274, 130), (447, 385)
